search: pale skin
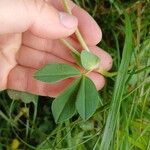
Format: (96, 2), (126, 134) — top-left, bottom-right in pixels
(0, 0), (113, 97)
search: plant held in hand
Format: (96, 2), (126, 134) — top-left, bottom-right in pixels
(34, 0), (112, 123)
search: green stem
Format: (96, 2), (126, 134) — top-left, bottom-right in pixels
(62, 0), (117, 78)
(63, 0), (90, 52)
(60, 39), (80, 56)
(14, 107), (28, 123)
(30, 101), (38, 136)
(14, 112), (23, 123)
(61, 38), (117, 78)
(75, 29), (90, 51)
(63, 0), (72, 14)
(98, 68), (118, 77)
(65, 121), (72, 148)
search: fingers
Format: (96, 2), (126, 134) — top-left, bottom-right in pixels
(7, 65), (74, 97)
(30, 1), (78, 39)
(16, 46), (70, 69)
(0, 0), (77, 39)
(17, 45), (112, 71)
(7, 65), (105, 97)
(90, 46), (113, 71)
(50, 0), (102, 45)
(0, 52), (13, 90)
(0, 34), (21, 90)
(23, 31), (79, 63)
(87, 72), (105, 91)
(72, 5), (102, 45)
(22, 32), (112, 69)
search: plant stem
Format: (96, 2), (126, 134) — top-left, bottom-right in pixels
(75, 29), (90, 51)
(60, 39), (80, 56)
(98, 68), (118, 77)
(63, 0), (72, 14)
(62, 0), (117, 78)
(65, 121), (72, 148)
(61, 38), (117, 77)
(63, 0), (90, 52)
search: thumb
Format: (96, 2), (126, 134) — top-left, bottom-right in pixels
(0, 0), (78, 39)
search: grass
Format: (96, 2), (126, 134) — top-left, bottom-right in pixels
(0, 0), (150, 150)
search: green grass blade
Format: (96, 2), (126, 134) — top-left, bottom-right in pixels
(100, 14), (133, 150)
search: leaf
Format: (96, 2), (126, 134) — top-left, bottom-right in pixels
(52, 78), (81, 123)
(81, 50), (100, 71)
(7, 90), (38, 104)
(34, 63), (81, 83)
(100, 14), (133, 150)
(76, 76), (99, 121)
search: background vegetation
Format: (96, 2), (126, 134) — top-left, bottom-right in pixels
(0, 0), (150, 149)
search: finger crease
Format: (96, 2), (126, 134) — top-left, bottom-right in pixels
(0, 50), (13, 66)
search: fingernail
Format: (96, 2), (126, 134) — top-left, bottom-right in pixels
(59, 12), (78, 29)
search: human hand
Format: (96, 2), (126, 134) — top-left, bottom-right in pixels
(0, 0), (112, 97)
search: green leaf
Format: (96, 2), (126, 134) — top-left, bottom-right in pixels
(52, 78), (81, 123)
(81, 50), (100, 71)
(34, 63), (81, 83)
(76, 76), (99, 121)
(7, 90), (38, 104)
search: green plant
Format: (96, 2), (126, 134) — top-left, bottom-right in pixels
(1, 1), (150, 149)
(34, 0), (109, 123)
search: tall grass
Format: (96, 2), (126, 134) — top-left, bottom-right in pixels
(0, 0), (150, 150)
